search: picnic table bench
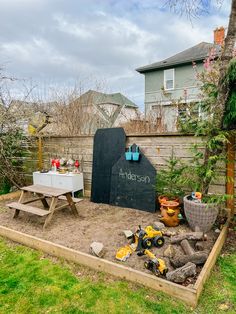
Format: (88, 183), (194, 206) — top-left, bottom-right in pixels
(7, 184), (83, 229)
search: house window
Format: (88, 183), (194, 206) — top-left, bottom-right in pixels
(178, 103), (201, 123)
(164, 69), (174, 90)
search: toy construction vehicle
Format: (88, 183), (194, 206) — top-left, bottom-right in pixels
(132, 225), (165, 251)
(115, 225), (165, 261)
(115, 245), (133, 262)
(137, 249), (168, 276)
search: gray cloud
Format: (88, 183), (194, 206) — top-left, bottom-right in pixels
(0, 0), (231, 108)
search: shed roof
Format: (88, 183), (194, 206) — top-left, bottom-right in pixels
(136, 42), (221, 73)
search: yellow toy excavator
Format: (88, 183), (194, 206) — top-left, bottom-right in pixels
(137, 249), (168, 276)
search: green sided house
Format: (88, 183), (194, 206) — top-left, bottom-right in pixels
(136, 27), (224, 132)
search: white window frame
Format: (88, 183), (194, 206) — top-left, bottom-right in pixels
(164, 68), (175, 90)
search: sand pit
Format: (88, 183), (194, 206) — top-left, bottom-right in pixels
(0, 197), (222, 286)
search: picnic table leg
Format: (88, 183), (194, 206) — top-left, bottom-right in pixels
(13, 190), (26, 218)
(65, 193), (79, 216)
(36, 193), (49, 209)
(43, 197), (58, 230)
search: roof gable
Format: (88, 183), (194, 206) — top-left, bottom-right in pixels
(79, 90), (138, 108)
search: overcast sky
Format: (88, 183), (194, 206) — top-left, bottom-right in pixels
(0, 0), (231, 109)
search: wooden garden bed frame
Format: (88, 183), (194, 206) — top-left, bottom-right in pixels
(0, 216), (229, 308)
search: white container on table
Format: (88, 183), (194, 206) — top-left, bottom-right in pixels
(33, 171), (84, 197)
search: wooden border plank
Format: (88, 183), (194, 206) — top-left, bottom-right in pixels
(194, 217), (230, 301)
(0, 225), (197, 307)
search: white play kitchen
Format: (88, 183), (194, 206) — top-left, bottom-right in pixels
(33, 157), (84, 197)
(33, 171), (84, 197)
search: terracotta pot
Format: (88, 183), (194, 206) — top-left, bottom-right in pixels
(161, 200), (180, 210)
(158, 195), (181, 205)
(184, 195), (219, 232)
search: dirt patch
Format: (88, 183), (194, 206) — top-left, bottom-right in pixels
(0, 198), (222, 286)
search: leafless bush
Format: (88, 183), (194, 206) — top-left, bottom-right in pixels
(49, 88), (105, 136)
(121, 104), (168, 134)
(0, 70), (33, 189)
(43, 81), (140, 136)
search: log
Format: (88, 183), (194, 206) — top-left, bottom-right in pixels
(181, 239), (195, 255)
(166, 262), (196, 283)
(171, 252), (208, 268)
(170, 232), (204, 244)
(171, 239), (208, 268)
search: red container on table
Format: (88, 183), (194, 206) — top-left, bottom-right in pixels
(74, 160), (80, 168)
(55, 159), (60, 169)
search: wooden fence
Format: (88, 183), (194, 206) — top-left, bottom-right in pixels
(35, 133), (229, 197)
(10, 132), (234, 214)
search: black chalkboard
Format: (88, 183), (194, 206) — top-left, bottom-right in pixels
(110, 144), (156, 212)
(91, 128), (126, 204)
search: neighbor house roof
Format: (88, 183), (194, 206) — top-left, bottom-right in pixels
(78, 90), (138, 108)
(136, 42), (221, 73)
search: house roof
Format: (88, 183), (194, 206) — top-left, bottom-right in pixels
(78, 90), (138, 108)
(136, 42), (221, 73)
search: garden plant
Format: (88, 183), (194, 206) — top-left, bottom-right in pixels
(177, 51), (236, 231)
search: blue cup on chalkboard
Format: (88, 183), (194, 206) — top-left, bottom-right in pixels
(125, 146), (132, 161)
(132, 146), (140, 161)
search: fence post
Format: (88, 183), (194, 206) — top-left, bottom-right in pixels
(37, 136), (43, 171)
(226, 133), (235, 217)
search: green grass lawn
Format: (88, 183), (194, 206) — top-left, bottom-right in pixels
(0, 237), (235, 314)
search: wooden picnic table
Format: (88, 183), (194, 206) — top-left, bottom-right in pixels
(7, 184), (83, 229)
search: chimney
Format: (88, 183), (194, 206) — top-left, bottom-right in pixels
(214, 27), (225, 45)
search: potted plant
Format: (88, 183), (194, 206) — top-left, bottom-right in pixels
(181, 143), (228, 232)
(178, 55), (236, 232)
(156, 150), (186, 205)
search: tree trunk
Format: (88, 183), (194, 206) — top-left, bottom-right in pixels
(202, 0), (236, 194)
(215, 0), (236, 127)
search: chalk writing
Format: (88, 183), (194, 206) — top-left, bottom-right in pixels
(119, 168), (150, 184)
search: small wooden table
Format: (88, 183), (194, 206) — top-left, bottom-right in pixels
(7, 185), (82, 229)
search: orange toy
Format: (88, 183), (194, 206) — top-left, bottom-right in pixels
(160, 206), (181, 227)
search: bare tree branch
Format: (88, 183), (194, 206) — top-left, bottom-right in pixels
(164, 0), (224, 19)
